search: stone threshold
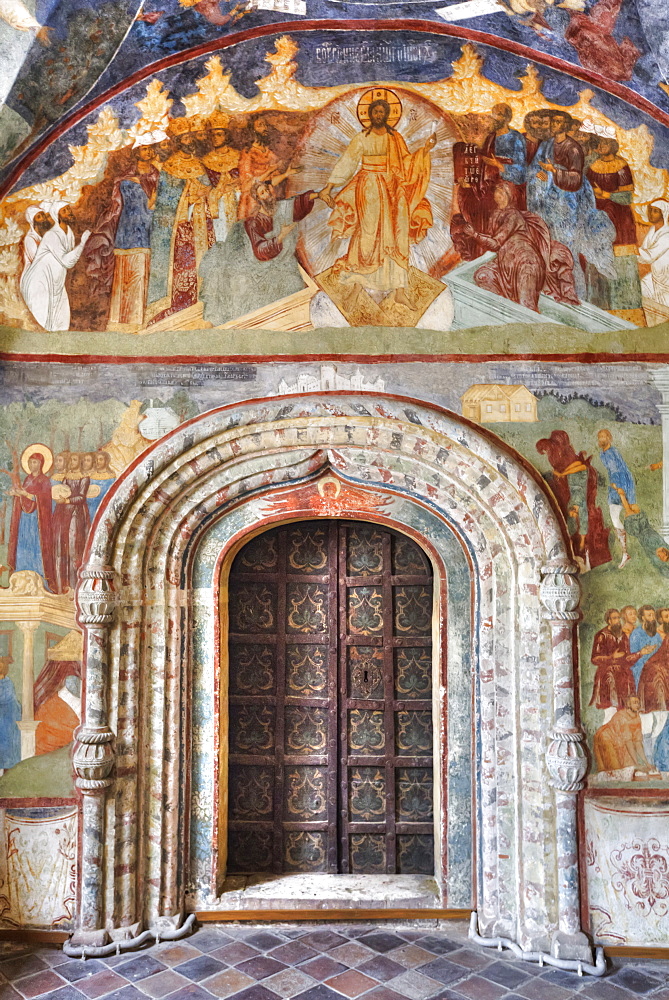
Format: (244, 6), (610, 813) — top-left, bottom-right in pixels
(206, 873), (442, 911)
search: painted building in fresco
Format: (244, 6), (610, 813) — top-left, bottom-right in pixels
(0, 0), (668, 960)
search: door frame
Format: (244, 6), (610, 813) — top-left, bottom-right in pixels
(217, 514), (450, 892)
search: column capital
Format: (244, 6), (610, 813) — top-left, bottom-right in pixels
(546, 726), (588, 792)
(77, 566), (120, 628)
(15, 619), (39, 633)
(73, 725), (115, 792)
(539, 561), (581, 622)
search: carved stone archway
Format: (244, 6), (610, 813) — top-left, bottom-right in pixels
(72, 393), (590, 961)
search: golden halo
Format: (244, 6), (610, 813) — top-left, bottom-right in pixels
(357, 88), (403, 130)
(21, 443), (53, 475)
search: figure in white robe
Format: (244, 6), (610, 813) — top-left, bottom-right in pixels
(0, 0), (50, 42)
(639, 200), (669, 307)
(22, 206), (54, 274)
(20, 203), (90, 332)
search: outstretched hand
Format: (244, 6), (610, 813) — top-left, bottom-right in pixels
(318, 185), (335, 208)
(424, 133), (438, 152)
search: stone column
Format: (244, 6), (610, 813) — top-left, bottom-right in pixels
(15, 620), (39, 760)
(71, 566), (118, 947)
(540, 561), (592, 964)
(650, 367), (669, 542)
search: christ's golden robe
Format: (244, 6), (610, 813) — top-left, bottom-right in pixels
(327, 129), (433, 291)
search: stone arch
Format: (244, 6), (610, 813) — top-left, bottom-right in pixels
(72, 393), (590, 961)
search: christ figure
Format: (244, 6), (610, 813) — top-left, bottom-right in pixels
(319, 95), (436, 311)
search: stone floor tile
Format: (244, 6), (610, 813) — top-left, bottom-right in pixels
(29, 952), (72, 970)
(478, 961), (529, 990)
(198, 968), (256, 998)
(107, 960), (167, 986)
(417, 958), (466, 987)
(76, 970), (131, 998)
(158, 985), (216, 1000)
(90, 988), (147, 1000)
(290, 986), (346, 1000)
(56, 961), (107, 985)
(173, 957), (226, 984)
(324, 970), (378, 998)
(356, 956), (404, 983)
(42, 989), (89, 1000)
(0, 957), (49, 982)
(244, 934), (288, 954)
(579, 982), (640, 1000)
(148, 946), (203, 969)
(450, 975), (508, 1000)
(515, 980), (578, 1000)
(261, 969), (319, 999)
(356, 935), (406, 956)
(325, 944), (374, 969)
(269, 944), (319, 968)
(210, 943), (261, 967)
(0, 986), (22, 1000)
(136, 971), (192, 998)
(608, 969), (662, 995)
(540, 969), (590, 989)
(183, 932), (232, 956)
(387, 944), (437, 969)
(12, 970), (66, 997)
(384, 970), (445, 1000)
(416, 939), (460, 957)
(236, 958), (289, 982)
(231, 985), (282, 1000)
(361, 989), (413, 1000)
(300, 958), (347, 983)
(299, 935), (348, 955)
(446, 952), (492, 973)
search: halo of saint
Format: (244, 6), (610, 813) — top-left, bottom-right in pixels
(356, 88), (403, 130)
(21, 443), (53, 475)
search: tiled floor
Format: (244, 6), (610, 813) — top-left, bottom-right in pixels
(0, 923), (667, 1000)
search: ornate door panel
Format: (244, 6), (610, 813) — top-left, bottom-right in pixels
(227, 523), (338, 874)
(340, 523), (434, 875)
(226, 520), (434, 875)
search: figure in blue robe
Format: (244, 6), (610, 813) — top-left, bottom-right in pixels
(598, 429), (636, 567)
(0, 670), (21, 771)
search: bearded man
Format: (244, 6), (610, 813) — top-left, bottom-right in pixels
(630, 605), (663, 686)
(200, 180), (320, 326)
(589, 609), (653, 722)
(319, 93), (436, 311)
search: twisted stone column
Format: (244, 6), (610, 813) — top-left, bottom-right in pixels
(539, 561), (592, 963)
(71, 566), (118, 947)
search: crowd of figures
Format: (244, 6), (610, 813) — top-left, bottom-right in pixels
(591, 605), (669, 779)
(451, 104), (669, 324)
(537, 427), (668, 575)
(6, 446), (115, 594)
(11, 97), (669, 332)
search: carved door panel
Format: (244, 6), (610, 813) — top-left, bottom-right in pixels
(227, 520), (434, 875)
(227, 523), (338, 874)
(340, 523), (434, 875)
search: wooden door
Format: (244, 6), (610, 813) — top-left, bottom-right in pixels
(226, 520), (434, 875)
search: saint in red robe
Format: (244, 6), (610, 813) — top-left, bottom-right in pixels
(471, 205), (578, 311)
(53, 474), (91, 593)
(565, 0), (640, 82)
(8, 455), (57, 592)
(638, 638), (669, 713)
(589, 626), (640, 710)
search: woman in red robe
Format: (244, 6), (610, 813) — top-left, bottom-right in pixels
(8, 448), (57, 592)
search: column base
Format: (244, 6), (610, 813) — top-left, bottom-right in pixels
(17, 721), (40, 761)
(551, 929), (594, 964)
(69, 928), (110, 948)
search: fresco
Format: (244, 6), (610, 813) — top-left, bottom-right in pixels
(1, 32), (669, 334)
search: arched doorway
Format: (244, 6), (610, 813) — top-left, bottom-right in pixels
(224, 520), (436, 877)
(72, 392), (591, 964)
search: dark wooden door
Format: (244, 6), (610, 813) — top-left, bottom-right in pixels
(226, 520), (434, 876)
